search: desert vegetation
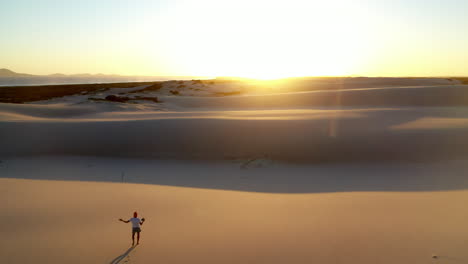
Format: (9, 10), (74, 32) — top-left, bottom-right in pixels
(0, 82), (158, 103)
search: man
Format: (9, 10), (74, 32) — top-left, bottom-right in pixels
(119, 211), (145, 245)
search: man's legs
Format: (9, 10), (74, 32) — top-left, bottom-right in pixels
(132, 231), (136, 246)
(137, 232), (140, 245)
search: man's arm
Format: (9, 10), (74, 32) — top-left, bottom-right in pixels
(119, 218), (130, 223)
(140, 218), (145, 225)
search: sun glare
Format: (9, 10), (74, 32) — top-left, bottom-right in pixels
(152, 0), (373, 79)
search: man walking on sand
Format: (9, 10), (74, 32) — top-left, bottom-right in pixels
(119, 211), (145, 246)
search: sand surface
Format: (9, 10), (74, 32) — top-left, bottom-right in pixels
(2, 78), (468, 263)
(2, 173), (468, 264)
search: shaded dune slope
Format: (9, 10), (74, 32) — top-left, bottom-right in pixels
(2, 85), (468, 162)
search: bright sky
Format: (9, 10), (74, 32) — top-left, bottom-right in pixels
(1, 0), (467, 79)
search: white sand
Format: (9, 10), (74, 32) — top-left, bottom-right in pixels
(2, 173), (468, 264)
(2, 104), (468, 162)
(2, 78), (468, 263)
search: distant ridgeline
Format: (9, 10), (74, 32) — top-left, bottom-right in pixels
(0, 68), (198, 86)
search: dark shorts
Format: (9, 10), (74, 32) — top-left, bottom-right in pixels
(132, 227), (141, 233)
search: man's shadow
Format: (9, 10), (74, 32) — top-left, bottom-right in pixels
(109, 246), (136, 264)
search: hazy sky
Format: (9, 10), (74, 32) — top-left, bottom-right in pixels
(1, 0), (467, 78)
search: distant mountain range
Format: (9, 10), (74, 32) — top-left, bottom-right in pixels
(0, 68), (205, 86)
(0, 68), (34, 77)
(0, 68), (124, 78)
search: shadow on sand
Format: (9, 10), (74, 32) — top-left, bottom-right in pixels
(109, 246), (136, 264)
(2, 156), (468, 193)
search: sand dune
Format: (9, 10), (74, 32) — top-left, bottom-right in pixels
(2, 79), (468, 264)
(162, 85), (468, 110)
(2, 84), (468, 162)
(2, 106), (468, 162)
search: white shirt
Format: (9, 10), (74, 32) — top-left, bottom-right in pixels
(129, 217), (141, 228)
